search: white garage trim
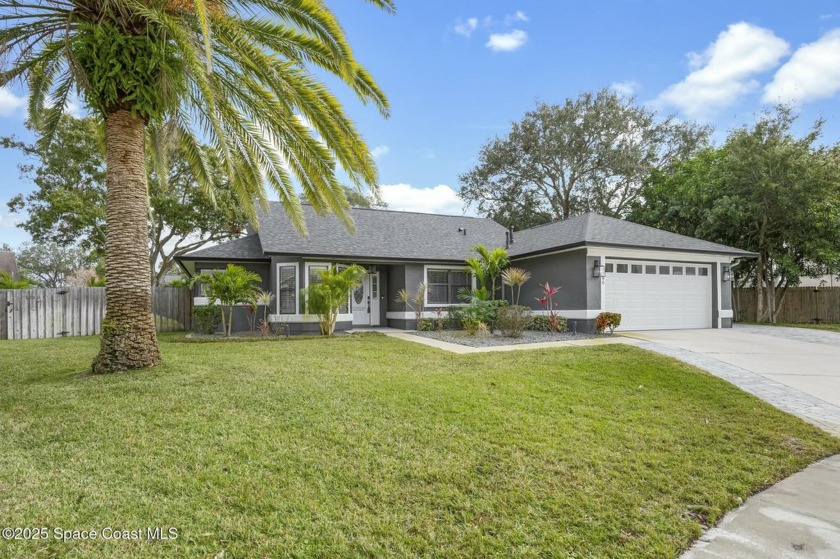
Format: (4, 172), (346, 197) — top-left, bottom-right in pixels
(587, 246), (729, 264)
(604, 259), (713, 330)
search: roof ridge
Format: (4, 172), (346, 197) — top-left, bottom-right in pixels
(275, 201), (499, 222)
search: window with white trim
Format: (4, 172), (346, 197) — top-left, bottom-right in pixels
(426, 268), (470, 305)
(277, 264), (298, 314)
(197, 269), (224, 296)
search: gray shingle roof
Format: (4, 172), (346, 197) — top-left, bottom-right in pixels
(178, 234), (266, 260)
(254, 202), (508, 261)
(178, 207), (754, 263)
(508, 213), (755, 257)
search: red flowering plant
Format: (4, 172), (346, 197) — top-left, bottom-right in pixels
(536, 282), (562, 333)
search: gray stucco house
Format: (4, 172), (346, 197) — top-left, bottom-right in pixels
(176, 203), (753, 333)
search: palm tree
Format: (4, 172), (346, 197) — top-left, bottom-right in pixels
(0, 0), (392, 372)
(200, 264), (261, 337)
(302, 264), (365, 335)
(470, 245), (510, 300)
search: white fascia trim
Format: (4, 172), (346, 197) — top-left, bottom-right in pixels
(590, 246), (734, 264)
(193, 297), (252, 307)
(385, 309), (601, 320)
(269, 313), (353, 324)
(530, 309), (602, 320)
(509, 246), (586, 261)
(386, 311), (446, 320)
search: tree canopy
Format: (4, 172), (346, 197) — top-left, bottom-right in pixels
(459, 89), (710, 230)
(5, 115), (249, 284)
(630, 107), (840, 322)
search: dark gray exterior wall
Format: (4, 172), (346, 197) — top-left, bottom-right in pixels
(191, 260), (270, 334)
(512, 249), (589, 311)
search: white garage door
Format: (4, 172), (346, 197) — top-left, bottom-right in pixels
(604, 260), (712, 330)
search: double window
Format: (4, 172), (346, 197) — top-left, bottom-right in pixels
(426, 268), (471, 305)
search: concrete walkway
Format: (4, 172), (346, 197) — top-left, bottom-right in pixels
(381, 329), (625, 354)
(682, 455), (840, 559)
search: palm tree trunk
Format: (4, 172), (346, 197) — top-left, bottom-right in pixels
(92, 110), (162, 373)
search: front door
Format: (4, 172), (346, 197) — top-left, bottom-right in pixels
(352, 275), (370, 326)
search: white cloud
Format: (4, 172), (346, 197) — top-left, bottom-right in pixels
(486, 29), (528, 52)
(763, 29), (840, 105)
(454, 17), (478, 38)
(610, 80), (641, 97)
(504, 11), (529, 25)
(655, 22), (790, 118)
(379, 184), (468, 215)
(0, 87), (26, 117)
(370, 145), (390, 159)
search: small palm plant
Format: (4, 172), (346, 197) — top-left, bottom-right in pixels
(200, 264), (261, 337)
(302, 265), (366, 335)
(395, 282), (427, 328)
(466, 245), (510, 300)
(502, 267), (531, 305)
(254, 290), (275, 329)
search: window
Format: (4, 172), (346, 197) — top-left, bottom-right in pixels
(631, 264), (643, 274)
(605, 263), (614, 273)
(659, 266), (670, 275)
(616, 264), (628, 273)
(277, 264), (298, 314)
(673, 266), (683, 275)
(645, 265), (657, 274)
(426, 268), (470, 305)
(336, 264), (350, 314)
(197, 269), (224, 296)
(686, 267), (697, 276)
(699, 268), (709, 277)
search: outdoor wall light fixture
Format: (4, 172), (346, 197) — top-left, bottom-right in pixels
(722, 267), (732, 282)
(593, 259), (605, 278)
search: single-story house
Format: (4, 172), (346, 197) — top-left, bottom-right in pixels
(176, 203), (754, 333)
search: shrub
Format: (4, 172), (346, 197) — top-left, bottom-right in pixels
(462, 316), (487, 336)
(595, 312), (622, 334)
(194, 305), (223, 335)
(527, 314), (568, 333)
(496, 305), (532, 338)
(417, 317), (436, 331)
(444, 308), (464, 330)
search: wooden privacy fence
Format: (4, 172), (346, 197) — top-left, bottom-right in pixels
(733, 287), (840, 324)
(0, 287), (192, 340)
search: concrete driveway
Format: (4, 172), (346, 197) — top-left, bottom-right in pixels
(622, 325), (840, 559)
(623, 324), (840, 434)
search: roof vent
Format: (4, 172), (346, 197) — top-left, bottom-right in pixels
(458, 227), (467, 236)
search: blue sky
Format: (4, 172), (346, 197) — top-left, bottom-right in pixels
(3, 0), (840, 248)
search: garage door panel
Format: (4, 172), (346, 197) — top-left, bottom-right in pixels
(604, 260), (712, 330)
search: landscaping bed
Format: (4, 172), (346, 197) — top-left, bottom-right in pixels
(412, 329), (605, 347)
(1, 333), (838, 558)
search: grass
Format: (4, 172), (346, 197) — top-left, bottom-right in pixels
(1, 333), (838, 558)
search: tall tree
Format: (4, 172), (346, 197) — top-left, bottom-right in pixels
(5, 116), (249, 284)
(16, 241), (91, 287)
(1, 0), (392, 372)
(459, 89), (709, 229)
(630, 107), (840, 322)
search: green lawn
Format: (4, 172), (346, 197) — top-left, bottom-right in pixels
(1, 334), (838, 558)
